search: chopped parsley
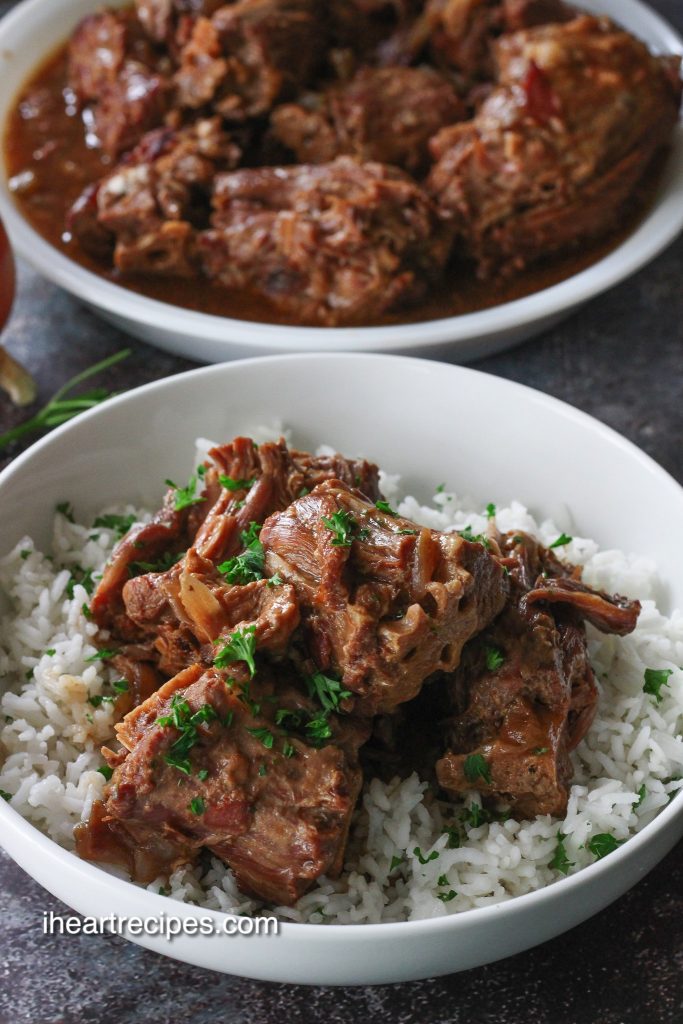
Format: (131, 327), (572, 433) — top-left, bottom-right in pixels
(461, 803), (493, 829)
(258, 765), (268, 777)
(129, 551), (183, 576)
(633, 783), (647, 809)
(20, 549), (31, 560)
(643, 667), (673, 704)
(56, 502), (75, 523)
(413, 846), (439, 865)
(189, 797), (206, 815)
(442, 825), (461, 849)
(549, 533), (573, 549)
(213, 625), (257, 678)
(587, 833), (624, 860)
(463, 753), (492, 785)
(533, 747), (549, 756)
(275, 708), (302, 728)
(397, 529), (418, 536)
(437, 874), (449, 886)
(156, 694), (218, 775)
(81, 602), (92, 620)
(485, 503), (496, 519)
(435, 484), (446, 494)
(0, 790), (12, 802)
(97, 765), (113, 782)
(484, 645), (505, 672)
(305, 713), (333, 745)
(165, 474), (206, 512)
(390, 854), (404, 872)
(321, 508), (358, 547)
(45, 648), (56, 657)
(85, 648), (119, 663)
(306, 671), (351, 714)
(375, 500), (397, 516)
(218, 522), (264, 585)
(267, 572), (284, 588)
(282, 741), (295, 759)
(197, 769), (209, 782)
(457, 525), (490, 548)
(92, 512), (137, 538)
(112, 679), (129, 693)
(66, 566), (96, 599)
(549, 832), (573, 875)
(247, 727), (275, 750)
(219, 474), (256, 492)
(88, 694), (116, 708)
(436, 890), (457, 903)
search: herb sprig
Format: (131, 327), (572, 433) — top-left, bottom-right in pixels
(0, 349), (130, 451)
(218, 522), (265, 585)
(214, 625), (257, 678)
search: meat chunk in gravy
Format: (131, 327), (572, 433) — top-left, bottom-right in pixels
(271, 66), (465, 175)
(198, 158), (452, 326)
(260, 479), (508, 714)
(174, 0), (323, 121)
(68, 9), (172, 158)
(76, 664), (369, 904)
(428, 15), (682, 278)
(68, 118), (241, 275)
(436, 531), (640, 817)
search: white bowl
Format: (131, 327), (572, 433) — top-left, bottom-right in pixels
(0, 0), (681, 363)
(0, 353), (681, 985)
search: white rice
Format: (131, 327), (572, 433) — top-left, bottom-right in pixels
(1, 459), (682, 924)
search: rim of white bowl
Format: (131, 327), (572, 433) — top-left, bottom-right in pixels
(0, 0), (681, 355)
(0, 352), (681, 936)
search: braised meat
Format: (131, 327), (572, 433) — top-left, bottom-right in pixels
(428, 15), (683, 278)
(174, 0), (322, 120)
(68, 118), (241, 274)
(198, 157), (451, 325)
(76, 663), (369, 903)
(270, 66), (465, 175)
(260, 479), (508, 714)
(68, 9), (172, 158)
(436, 530), (640, 817)
(91, 437), (380, 666)
(135, 0), (225, 46)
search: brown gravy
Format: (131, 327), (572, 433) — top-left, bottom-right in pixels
(3, 43), (662, 329)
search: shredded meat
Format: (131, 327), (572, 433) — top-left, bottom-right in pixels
(76, 664), (369, 904)
(435, 530), (641, 817)
(260, 479), (508, 714)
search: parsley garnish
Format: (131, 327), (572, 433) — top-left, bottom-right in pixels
(533, 746), (549, 755)
(197, 769), (209, 781)
(130, 551), (183, 576)
(633, 783), (647, 808)
(390, 854), (404, 872)
(213, 625), (257, 678)
(435, 484), (446, 494)
(156, 695), (218, 775)
(85, 648), (119, 663)
(436, 890), (457, 903)
(258, 764), (267, 777)
(375, 500), (397, 516)
(88, 694), (116, 707)
(92, 512), (136, 538)
(442, 825), (461, 849)
(165, 474), (206, 512)
(306, 671), (351, 714)
(20, 549), (31, 560)
(463, 753), (492, 785)
(56, 502), (75, 523)
(97, 765), (113, 781)
(282, 741), (295, 759)
(484, 645), (504, 671)
(587, 833), (624, 859)
(267, 573), (284, 587)
(219, 474), (256, 492)
(112, 679), (129, 693)
(305, 713), (333, 745)
(643, 667), (673, 704)
(413, 847), (439, 865)
(457, 525), (490, 548)
(461, 803), (493, 829)
(66, 565), (95, 599)
(189, 797), (206, 815)
(549, 832), (573, 875)
(81, 602), (92, 620)
(549, 533), (573, 549)
(247, 727), (274, 750)
(45, 648), (56, 657)
(485, 503), (496, 519)
(0, 790), (12, 802)
(218, 522), (264, 585)
(321, 508), (358, 547)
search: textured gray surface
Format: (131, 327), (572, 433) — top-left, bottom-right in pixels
(0, 0), (682, 1019)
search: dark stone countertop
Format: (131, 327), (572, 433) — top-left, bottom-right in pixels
(0, 1), (682, 1019)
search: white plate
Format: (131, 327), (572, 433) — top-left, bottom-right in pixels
(0, 0), (681, 363)
(0, 353), (681, 984)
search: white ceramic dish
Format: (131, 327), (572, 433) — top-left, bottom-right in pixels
(0, 0), (681, 364)
(0, 353), (681, 985)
